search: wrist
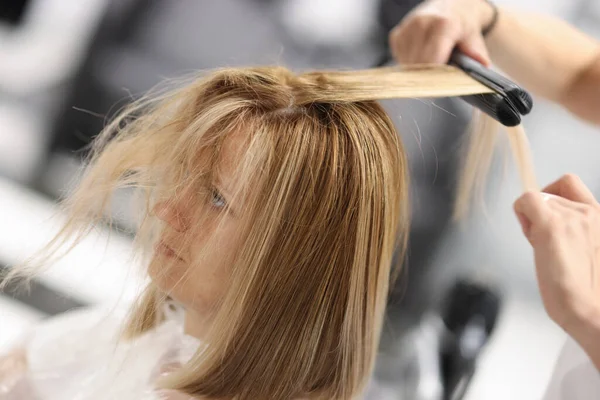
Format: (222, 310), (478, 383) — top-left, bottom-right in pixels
(478, 0), (498, 35)
(570, 304), (600, 364)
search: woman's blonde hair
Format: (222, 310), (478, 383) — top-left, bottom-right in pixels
(2, 65), (536, 399)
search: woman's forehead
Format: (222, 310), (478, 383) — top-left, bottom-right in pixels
(215, 130), (250, 194)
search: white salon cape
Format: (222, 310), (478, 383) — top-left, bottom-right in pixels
(541, 338), (600, 400)
(1, 306), (599, 399)
(0, 305), (201, 400)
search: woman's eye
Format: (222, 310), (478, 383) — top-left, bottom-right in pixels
(211, 189), (227, 209)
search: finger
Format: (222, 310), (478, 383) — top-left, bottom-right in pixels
(415, 33), (459, 64)
(543, 192), (592, 216)
(389, 25), (408, 63)
(413, 18), (459, 64)
(513, 191), (552, 227)
(514, 193), (573, 244)
(457, 34), (491, 66)
(389, 22), (418, 64)
(542, 192), (577, 209)
(513, 194), (563, 240)
(404, 30), (423, 64)
(543, 174), (597, 206)
(515, 210), (532, 238)
(406, 20), (436, 64)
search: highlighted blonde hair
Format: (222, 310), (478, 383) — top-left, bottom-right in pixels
(3, 65), (536, 399)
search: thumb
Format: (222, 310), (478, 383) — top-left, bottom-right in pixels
(457, 34), (491, 66)
(513, 192), (552, 241)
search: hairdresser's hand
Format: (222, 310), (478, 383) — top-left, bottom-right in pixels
(513, 174), (600, 354)
(389, 0), (495, 65)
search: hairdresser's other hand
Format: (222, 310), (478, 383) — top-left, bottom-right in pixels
(513, 174), (600, 346)
(389, 0), (495, 65)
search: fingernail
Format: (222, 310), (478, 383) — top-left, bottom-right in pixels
(541, 193), (559, 202)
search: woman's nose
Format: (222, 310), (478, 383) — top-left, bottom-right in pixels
(153, 200), (189, 232)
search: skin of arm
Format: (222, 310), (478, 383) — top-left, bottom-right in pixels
(389, 0), (600, 124)
(485, 7), (600, 124)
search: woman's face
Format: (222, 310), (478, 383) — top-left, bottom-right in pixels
(148, 132), (249, 322)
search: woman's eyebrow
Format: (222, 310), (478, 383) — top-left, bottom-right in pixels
(213, 169), (242, 199)
(213, 178), (233, 200)
(214, 185), (231, 201)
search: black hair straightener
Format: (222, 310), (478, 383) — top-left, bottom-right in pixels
(449, 51), (533, 127)
(374, 50), (533, 127)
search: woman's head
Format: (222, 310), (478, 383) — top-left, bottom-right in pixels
(52, 66), (410, 399)
(4, 64), (533, 399)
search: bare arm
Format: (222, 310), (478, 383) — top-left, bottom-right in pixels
(487, 9), (600, 124)
(389, 0), (600, 125)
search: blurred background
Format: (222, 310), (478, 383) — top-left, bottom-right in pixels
(1, 0), (600, 399)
